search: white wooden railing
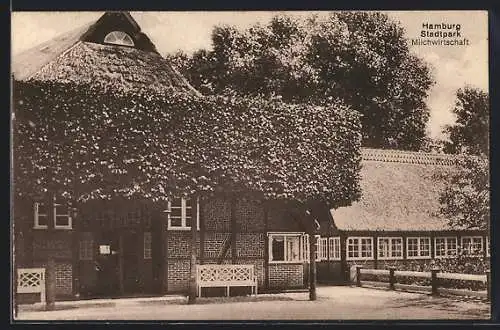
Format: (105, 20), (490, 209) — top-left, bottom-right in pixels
(17, 268), (46, 303)
(355, 266), (490, 300)
(197, 264), (258, 297)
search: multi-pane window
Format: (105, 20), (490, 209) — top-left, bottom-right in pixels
(378, 237), (403, 259)
(79, 233), (94, 261)
(347, 237), (373, 260)
(144, 232), (152, 260)
(461, 236), (483, 256)
(315, 236), (328, 261)
(34, 201), (72, 229)
(269, 233), (308, 263)
(407, 237), (431, 259)
(435, 237), (457, 258)
(104, 31), (135, 47)
(54, 203), (72, 229)
(167, 197), (199, 230)
(329, 237), (341, 260)
(34, 202), (48, 229)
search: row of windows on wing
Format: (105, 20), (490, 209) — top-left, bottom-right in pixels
(34, 197), (198, 230)
(267, 234), (490, 263)
(78, 232), (490, 263)
(345, 236), (489, 259)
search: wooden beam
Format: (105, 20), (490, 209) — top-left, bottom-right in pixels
(230, 197), (237, 264)
(160, 210), (168, 293)
(263, 201), (269, 290)
(199, 198), (205, 265)
(118, 233), (124, 295)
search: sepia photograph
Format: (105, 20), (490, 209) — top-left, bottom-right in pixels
(11, 10), (490, 321)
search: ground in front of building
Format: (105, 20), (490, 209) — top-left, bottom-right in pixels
(15, 286), (490, 320)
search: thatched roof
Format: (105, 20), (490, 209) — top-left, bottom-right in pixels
(332, 148), (460, 232)
(12, 22), (93, 81)
(12, 12), (201, 96)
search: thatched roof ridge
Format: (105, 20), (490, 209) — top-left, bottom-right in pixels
(12, 11), (202, 96)
(332, 148), (462, 232)
(361, 147), (458, 166)
(27, 41), (202, 96)
(12, 22), (93, 81)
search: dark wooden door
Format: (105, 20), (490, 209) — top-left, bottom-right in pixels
(122, 229), (141, 294)
(95, 231), (120, 296)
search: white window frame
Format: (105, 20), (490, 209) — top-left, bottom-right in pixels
(347, 237), (374, 260)
(315, 236), (329, 261)
(104, 31), (135, 47)
(34, 202), (48, 229)
(268, 232), (308, 264)
(460, 236), (483, 256)
(434, 236), (457, 258)
(328, 237), (341, 260)
(54, 203), (73, 230)
(144, 232), (152, 260)
(377, 237), (403, 260)
(166, 197), (200, 230)
(34, 201), (72, 230)
(406, 237), (431, 259)
(486, 237), (490, 257)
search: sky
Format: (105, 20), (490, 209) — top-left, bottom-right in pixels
(11, 11), (489, 139)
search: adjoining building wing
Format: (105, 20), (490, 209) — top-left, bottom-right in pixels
(332, 148), (461, 232)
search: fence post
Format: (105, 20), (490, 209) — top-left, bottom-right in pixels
(356, 266), (362, 287)
(431, 267), (440, 296)
(486, 270), (491, 301)
(45, 258), (56, 310)
(389, 267), (396, 290)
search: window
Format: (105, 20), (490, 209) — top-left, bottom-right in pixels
(407, 237), (431, 259)
(144, 232), (152, 259)
(104, 31), (135, 47)
(347, 237), (373, 260)
(435, 237), (457, 258)
(461, 236), (483, 256)
(79, 233), (93, 261)
(329, 237), (341, 260)
(54, 203), (72, 229)
(268, 233), (308, 263)
(378, 237), (403, 260)
(34, 202), (48, 229)
(315, 236), (329, 261)
(486, 237), (490, 257)
(34, 201), (72, 229)
(167, 197), (199, 230)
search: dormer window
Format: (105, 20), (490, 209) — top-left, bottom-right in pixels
(104, 31), (135, 47)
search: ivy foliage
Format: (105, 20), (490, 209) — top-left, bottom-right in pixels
(13, 79), (362, 208)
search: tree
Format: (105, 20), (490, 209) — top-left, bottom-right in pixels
(170, 12), (434, 151)
(438, 155), (489, 231)
(442, 87), (489, 156)
(438, 87), (489, 231)
(13, 79), (362, 301)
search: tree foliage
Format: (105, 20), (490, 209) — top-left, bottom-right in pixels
(13, 79), (362, 209)
(168, 12), (434, 151)
(438, 87), (489, 231)
(438, 155), (489, 231)
(442, 87), (489, 156)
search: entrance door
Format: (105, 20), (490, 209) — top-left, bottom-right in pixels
(122, 229), (141, 294)
(95, 231), (120, 296)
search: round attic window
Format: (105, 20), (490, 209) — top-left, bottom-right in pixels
(104, 31), (135, 47)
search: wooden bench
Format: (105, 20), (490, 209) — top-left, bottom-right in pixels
(197, 264), (258, 297)
(17, 268), (46, 303)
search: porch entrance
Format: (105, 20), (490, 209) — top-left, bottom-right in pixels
(94, 229), (142, 297)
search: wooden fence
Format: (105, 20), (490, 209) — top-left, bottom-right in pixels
(355, 266), (490, 300)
